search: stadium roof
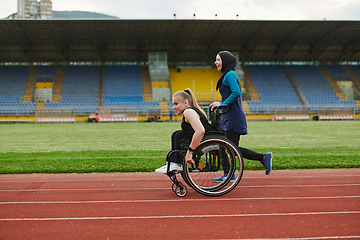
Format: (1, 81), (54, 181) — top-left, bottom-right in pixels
(0, 19), (359, 65)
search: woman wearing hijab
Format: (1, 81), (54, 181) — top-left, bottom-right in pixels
(210, 51), (273, 182)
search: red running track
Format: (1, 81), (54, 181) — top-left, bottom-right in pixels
(0, 169), (359, 240)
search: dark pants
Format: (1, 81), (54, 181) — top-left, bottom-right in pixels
(225, 129), (264, 161)
(170, 130), (190, 164)
(222, 128), (264, 174)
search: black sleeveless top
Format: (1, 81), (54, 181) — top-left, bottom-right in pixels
(181, 108), (214, 138)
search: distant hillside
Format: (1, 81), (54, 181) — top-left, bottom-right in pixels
(53, 11), (119, 19)
(3, 11), (119, 19)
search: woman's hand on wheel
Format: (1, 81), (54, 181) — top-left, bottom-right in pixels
(185, 152), (194, 164)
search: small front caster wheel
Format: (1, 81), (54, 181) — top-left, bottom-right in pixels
(175, 184), (187, 197)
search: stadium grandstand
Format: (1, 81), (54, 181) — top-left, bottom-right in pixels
(0, 19), (359, 122)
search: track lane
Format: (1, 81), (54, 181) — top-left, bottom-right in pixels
(0, 169), (359, 240)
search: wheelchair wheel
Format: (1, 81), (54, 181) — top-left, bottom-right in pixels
(181, 135), (244, 197)
(175, 183), (187, 197)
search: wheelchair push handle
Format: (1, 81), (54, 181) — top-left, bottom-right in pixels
(210, 104), (227, 132)
(212, 104), (228, 113)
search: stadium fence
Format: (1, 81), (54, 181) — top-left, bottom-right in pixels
(273, 106), (311, 121)
(318, 106), (356, 121)
(35, 108), (76, 123)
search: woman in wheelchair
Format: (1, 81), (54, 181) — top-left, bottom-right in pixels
(155, 88), (214, 174)
(155, 88), (244, 197)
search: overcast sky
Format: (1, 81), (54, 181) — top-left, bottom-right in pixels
(1, 0), (360, 20)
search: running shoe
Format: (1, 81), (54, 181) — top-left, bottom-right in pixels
(155, 162), (182, 174)
(214, 174), (236, 183)
(261, 152), (273, 175)
(154, 162), (168, 173)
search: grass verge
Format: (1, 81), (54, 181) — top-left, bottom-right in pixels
(0, 121), (359, 174)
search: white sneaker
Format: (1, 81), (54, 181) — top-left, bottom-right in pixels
(155, 163), (168, 173)
(155, 163), (182, 174)
(169, 163), (183, 172)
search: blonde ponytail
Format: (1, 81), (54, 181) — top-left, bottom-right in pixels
(173, 88), (207, 118)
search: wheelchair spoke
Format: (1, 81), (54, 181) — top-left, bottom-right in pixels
(182, 136), (244, 197)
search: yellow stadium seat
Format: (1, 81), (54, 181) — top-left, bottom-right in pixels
(169, 68), (222, 102)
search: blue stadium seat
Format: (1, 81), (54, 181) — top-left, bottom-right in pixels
(326, 65), (351, 80)
(46, 66), (99, 112)
(287, 65), (356, 111)
(246, 65), (301, 112)
(102, 65), (158, 110)
(0, 66), (31, 113)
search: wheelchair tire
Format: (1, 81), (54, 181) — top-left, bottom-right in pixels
(175, 183), (187, 197)
(181, 134), (244, 197)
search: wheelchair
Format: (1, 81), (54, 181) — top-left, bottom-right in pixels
(164, 105), (244, 197)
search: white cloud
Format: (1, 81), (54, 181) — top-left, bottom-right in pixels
(1, 0), (359, 20)
(326, 0), (360, 20)
(0, 0), (17, 18)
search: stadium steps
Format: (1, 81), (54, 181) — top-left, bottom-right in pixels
(35, 102), (46, 108)
(159, 101), (169, 115)
(242, 100), (251, 114)
(141, 66), (153, 101)
(98, 65), (103, 106)
(22, 67), (38, 102)
(355, 100), (360, 110)
(241, 66), (260, 101)
(343, 66), (360, 95)
(318, 66), (347, 100)
(282, 65), (310, 106)
(52, 67), (65, 102)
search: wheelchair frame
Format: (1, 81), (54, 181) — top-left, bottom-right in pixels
(164, 105), (244, 197)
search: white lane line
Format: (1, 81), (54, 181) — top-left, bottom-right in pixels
(0, 187), (168, 192)
(1, 183), (359, 192)
(0, 173), (359, 183)
(233, 236), (360, 240)
(0, 211), (359, 221)
(240, 183), (360, 188)
(0, 178), (163, 183)
(1, 195), (359, 205)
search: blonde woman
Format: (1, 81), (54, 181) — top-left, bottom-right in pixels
(155, 88), (214, 173)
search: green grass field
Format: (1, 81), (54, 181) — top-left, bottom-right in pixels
(0, 121), (359, 174)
